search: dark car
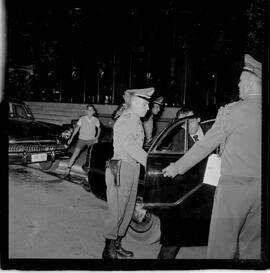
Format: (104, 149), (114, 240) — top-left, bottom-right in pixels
(8, 99), (73, 171)
(83, 113), (221, 247)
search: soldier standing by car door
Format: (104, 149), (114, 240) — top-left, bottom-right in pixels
(102, 87), (155, 259)
(162, 54), (262, 259)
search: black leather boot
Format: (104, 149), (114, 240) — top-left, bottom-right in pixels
(115, 237), (134, 258)
(102, 239), (118, 259)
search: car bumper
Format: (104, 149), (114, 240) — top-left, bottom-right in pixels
(9, 150), (71, 165)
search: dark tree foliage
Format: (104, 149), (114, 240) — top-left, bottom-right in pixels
(245, 0), (264, 62)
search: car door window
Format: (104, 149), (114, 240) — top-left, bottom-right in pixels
(13, 104), (33, 119)
(13, 104), (26, 118)
(154, 119), (187, 154)
(24, 105), (34, 120)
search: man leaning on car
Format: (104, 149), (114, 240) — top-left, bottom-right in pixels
(162, 54), (262, 259)
(102, 87), (155, 259)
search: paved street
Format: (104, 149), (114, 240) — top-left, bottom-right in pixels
(8, 164), (207, 260)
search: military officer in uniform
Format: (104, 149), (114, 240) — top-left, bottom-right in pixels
(162, 54), (262, 259)
(102, 87), (155, 259)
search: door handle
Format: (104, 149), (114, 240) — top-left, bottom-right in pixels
(147, 169), (165, 176)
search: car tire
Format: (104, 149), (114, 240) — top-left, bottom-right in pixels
(39, 160), (60, 172)
(127, 212), (161, 244)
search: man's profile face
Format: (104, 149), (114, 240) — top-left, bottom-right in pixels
(238, 71), (261, 99)
(132, 97), (149, 117)
(238, 71), (249, 99)
(188, 117), (200, 135)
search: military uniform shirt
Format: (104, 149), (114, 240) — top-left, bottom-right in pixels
(113, 109), (147, 167)
(174, 96), (261, 178)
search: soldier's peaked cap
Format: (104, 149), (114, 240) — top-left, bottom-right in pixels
(243, 54), (262, 79)
(125, 87), (155, 100)
(153, 96), (164, 105)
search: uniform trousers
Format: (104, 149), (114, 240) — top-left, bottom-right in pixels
(104, 161), (140, 240)
(207, 175), (261, 259)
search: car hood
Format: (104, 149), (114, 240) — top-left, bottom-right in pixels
(9, 118), (62, 141)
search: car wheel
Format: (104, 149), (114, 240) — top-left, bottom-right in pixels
(128, 212), (161, 244)
(39, 160), (60, 172)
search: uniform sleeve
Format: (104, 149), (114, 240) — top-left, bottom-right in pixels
(116, 118), (147, 167)
(174, 107), (228, 174)
(222, 104), (237, 137)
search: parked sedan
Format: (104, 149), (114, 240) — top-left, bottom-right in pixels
(83, 113), (220, 246)
(8, 99), (73, 171)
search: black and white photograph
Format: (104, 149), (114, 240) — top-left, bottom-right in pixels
(1, 0), (269, 270)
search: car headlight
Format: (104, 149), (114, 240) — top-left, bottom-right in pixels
(61, 128), (73, 140)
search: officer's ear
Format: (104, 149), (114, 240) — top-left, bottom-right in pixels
(250, 74), (261, 89)
(197, 117), (201, 123)
(246, 73), (261, 96)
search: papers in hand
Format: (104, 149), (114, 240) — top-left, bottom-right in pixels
(202, 153), (221, 187)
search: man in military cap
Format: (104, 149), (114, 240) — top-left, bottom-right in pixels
(162, 54), (262, 259)
(102, 87), (155, 259)
(143, 96), (164, 145)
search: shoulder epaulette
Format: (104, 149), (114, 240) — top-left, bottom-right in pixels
(216, 106), (225, 120)
(224, 101), (241, 111)
(121, 111), (131, 120)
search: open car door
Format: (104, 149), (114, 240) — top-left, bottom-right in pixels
(143, 117), (215, 208)
(143, 117), (219, 245)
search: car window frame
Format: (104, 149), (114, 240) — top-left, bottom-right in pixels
(24, 103), (35, 120)
(148, 117), (216, 156)
(148, 117), (190, 155)
(10, 102), (35, 120)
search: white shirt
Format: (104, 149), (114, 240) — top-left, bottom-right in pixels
(77, 115), (100, 141)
